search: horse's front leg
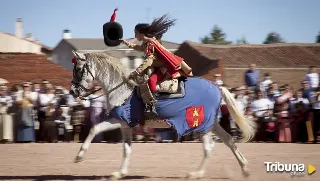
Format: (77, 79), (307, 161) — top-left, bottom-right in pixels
(112, 127), (133, 179)
(74, 119), (121, 162)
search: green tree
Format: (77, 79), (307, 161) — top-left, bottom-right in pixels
(263, 32), (285, 44)
(200, 25), (232, 45)
(236, 37), (248, 44)
(316, 32), (320, 43)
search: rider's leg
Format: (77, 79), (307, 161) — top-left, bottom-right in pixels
(146, 71), (165, 113)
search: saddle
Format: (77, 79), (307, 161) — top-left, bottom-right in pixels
(135, 77), (186, 101)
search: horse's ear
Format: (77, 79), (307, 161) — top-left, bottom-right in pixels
(72, 50), (86, 61)
(72, 50), (79, 57)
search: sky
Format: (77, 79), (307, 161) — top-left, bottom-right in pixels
(1, 0), (320, 48)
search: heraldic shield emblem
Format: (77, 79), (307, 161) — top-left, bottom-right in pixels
(186, 106), (205, 128)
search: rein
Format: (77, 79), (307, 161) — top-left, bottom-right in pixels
(78, 80), (127, 101)
(72, 58), (134, 101)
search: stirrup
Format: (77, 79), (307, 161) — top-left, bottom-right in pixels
(144, 102), (158, 116)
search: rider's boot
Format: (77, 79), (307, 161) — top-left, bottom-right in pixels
(144, 92), (158, 117)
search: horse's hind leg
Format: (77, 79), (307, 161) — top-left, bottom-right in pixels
(212, 121), (250, 176)
(187, 132), (215, 179)
(111, 128), (133, 179)
(74, 120), (121, 162)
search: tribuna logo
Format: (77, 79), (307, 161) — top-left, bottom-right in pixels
(264, 162), (305, 176)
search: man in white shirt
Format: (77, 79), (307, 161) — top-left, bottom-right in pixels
(251, 91), (274, 118)
(305, 66), (319, 89)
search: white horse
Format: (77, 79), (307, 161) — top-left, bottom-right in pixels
(69, 51), (256, 179)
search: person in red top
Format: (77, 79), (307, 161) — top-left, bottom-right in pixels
(121, 14), (193, 114)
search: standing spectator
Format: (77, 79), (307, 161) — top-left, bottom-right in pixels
(305, 66), (319, 90)
(251, 90), (274, 141)
(245, 64), (259, 92)
(30, 82), (40, 129)
(234, 86), (249, 108)
(310, 87), (320, 143)
(290, 90), (310, 143)
(260, 73), (273, 97)
(251, 91), (274, 116)
(88, 85), (107, 143)
(289, 90), (309, 112)
(266, 87), (276, 103)
(271, 82), (280, 97)
(212, 74), (223, 86)
(38, 84), (56, 142)
(15, 83), (36, 143)
(0, 85), (13, 143)
(301, 81), (313, 101)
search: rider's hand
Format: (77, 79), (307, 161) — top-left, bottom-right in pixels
(120, 39), (129, 46)
(129, 71), (139, 79)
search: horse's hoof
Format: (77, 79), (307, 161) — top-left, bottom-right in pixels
(241, 166), (250, 177)
(186, 171), (205, 179)
(74, 155), (84, 163)
(111, 171), (126, 179)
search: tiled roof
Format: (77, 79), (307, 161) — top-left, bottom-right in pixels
(178, 41), (320, 68)
(0, 53), (72, 88)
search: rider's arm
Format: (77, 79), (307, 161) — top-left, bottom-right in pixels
(135, 42), (155, 73)
(127, 42), (146, 52)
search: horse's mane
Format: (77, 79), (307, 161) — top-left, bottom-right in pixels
(85, 52), (129, 77)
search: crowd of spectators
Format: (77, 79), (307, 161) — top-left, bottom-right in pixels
(212, 64), (320, 143)
(0, 64), (319, 143)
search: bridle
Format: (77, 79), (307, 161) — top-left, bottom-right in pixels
(71, 60), (103, 100)
(71, 59), (131, 101)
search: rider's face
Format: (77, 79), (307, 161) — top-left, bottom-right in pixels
(134, 30), (144, 41)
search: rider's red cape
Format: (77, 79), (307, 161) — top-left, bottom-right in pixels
(149, 39), (183, 78)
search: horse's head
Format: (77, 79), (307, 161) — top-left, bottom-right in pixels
(70, 50), (96, 98)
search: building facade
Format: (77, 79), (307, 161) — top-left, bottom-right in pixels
(0, 18), (52, 54)
(175, 41), (320, 90)
(51, 30), (180, 72)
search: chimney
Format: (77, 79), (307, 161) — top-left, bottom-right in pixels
(63, 29), (72, 39)
(25, 33), (34, 41)
(15, 18), (23, 38)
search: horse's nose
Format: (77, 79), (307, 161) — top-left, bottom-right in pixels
(69, 90), (75, 95)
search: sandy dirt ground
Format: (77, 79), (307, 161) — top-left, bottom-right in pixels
(0, 143), (318, 181)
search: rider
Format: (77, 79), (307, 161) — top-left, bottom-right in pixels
(121, 14), (193, 114)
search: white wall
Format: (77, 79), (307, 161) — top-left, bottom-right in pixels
(0, 33), (42, 53)
(120, 57), (144, 71)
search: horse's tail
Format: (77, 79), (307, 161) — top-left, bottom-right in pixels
(219, 86), (256, 142)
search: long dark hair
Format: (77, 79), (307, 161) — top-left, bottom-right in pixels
(135, 14), (176, 40)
